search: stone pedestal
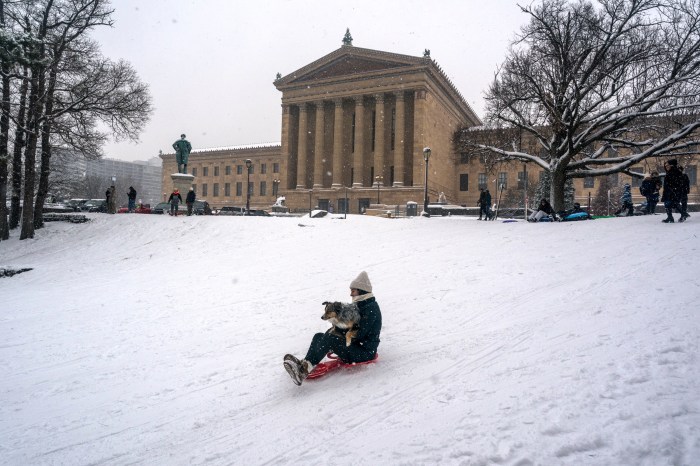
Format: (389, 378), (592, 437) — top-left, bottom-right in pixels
(171, 173), (195, 195)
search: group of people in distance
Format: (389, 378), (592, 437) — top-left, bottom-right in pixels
(528, 158), (691, 223)
(167, 187), (197, 216)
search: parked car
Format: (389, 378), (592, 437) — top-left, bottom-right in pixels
(80, 199), (107, 213)
(117, 204), (152, 214)
(65, 199), (89, 212)
(152, 200), (211, 215)
(218, 206), (245, 216)
(249, 209), (271, 216)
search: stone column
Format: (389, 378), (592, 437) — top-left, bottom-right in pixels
(393, 91), (406, 187)
(313, 101), (325, 188)
(296, 103), (308, 189)
(353, 96), (365, 187)
(374, 93), (386, 185)
(331, 99), (344, 188)
(281, 104), (292, 189)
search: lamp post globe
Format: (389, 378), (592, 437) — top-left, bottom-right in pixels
(423, 147), (431, 214)
(245, 159), (252, 215)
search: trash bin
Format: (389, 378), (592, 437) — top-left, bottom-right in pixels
(406, 201), (418, 217)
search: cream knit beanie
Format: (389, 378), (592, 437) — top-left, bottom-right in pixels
(350, 271), (372, 292)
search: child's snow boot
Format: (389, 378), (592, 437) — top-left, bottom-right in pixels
(283, 355), (314, 386)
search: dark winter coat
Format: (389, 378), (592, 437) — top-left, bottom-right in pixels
(186, 190), (196, 203)
(168, 192), (182, 205)
(537, 199), (555, 215)
(681, 173), (690, 198)
(620, 186), (632, 204)
(661, 167), (684, 203)
(640, 178), (661, 200)
(128, 187), (137, 200)
(353, 296), (382, 354)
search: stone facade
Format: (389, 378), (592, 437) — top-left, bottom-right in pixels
(159, 41), (698, 213)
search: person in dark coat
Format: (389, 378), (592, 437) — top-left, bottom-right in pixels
(640, 172), (662, 214)
(127, 186), (137, 213)
(528, 198), (557, 222)
(185, 187), (196, 216)
(477, 189), (492, 220)
(284, 271), (382, 386)
(168, 188), (182, 216)
(679, 165), (691, 221)
(661, 159), (686, 223)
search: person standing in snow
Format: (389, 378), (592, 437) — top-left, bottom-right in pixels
(477, 188), (492, 220)
(679, 165), (691, 221)
(127, 186), (137, 213)
(185, 187), (196, 216)
(661, 159), (686, 223)
(614, 184), (634, 216)
(640, 172), (662, 214)
(168, 188), (182, 216)
(284, 271), (382, 386)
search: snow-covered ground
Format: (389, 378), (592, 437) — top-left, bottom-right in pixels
(1, 212), (699, 465)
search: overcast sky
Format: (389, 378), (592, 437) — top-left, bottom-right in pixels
(90, 0), (530, 162)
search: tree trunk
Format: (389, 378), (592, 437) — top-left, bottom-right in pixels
(9, 68), (28, 230)
(19, 64), (43, 240)
(0, 67), (10, 240)
(550, 166), (566, 212)
(33, 68), (57, 230)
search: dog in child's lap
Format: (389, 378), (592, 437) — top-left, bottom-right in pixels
(321, 301), (360, 346)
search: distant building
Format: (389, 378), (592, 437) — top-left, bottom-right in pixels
(86, 157), (162, 205)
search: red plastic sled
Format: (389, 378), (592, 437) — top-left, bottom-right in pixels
(306, 352), (379, 380)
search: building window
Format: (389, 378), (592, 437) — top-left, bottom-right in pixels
(273, 163), (280, 173)
(460, 153), (469, 164)
(261, 163), (267, 174)
(609, 173), (619, 186)
(498, 172), (507, 189)
(459, 174), (469, 191)
(260, 181), (267, 196)
(237, 165), (243, 175)
(249, 164), (254, 174)
(213, 183), (219, 197)
(203, 167), (209, 177)
(248, 182), (254, 197)
(584, 176), (594, 188)
(338, 197), (349, 214)
(214, 166), (219, 176)
(202, 184), (208, 196)
(225, 165), (231, 175)
(236, 182), (242, 196)
(518, 171), (527, 189)
(478, 173), (487, 190)
(191, 167), (197, 177)
(225, 183), (231, 196)
(687, 165), (697, 185)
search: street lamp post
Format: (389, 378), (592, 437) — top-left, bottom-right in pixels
(245, 159), (252, 215)
(375, 175), (383, 204)
(308, 189), (313, 216)
(423, 147), (431, 215)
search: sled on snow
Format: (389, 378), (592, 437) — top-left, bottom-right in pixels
(306, 352), (379, 380)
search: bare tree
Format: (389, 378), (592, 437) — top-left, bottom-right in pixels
(455, 0), (700, 210)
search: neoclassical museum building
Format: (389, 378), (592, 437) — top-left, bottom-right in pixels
(161, 34), (698, 213)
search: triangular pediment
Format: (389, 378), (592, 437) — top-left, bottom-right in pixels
(294, 56), (411, 83)
(277, 47), (425, 86)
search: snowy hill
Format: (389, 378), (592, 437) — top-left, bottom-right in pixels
(1, 213), (699, 465)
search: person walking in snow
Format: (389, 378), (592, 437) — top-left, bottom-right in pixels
(127, 186), (137, 213)
(284, 271), (382, 386)
(661, 159), (686, 223)
(168, 188), (182, 216)
(528, 198), (557, 222)
(185, 187), (196, 216)
(614, 184), (634, 216)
